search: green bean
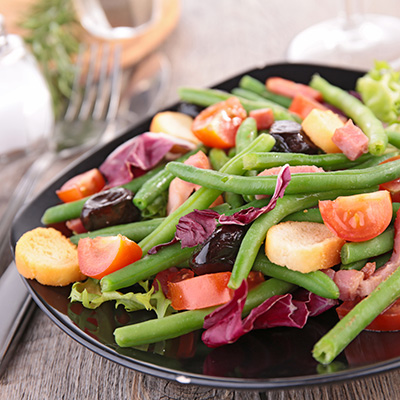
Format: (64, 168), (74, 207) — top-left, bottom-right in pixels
(253, 252), (339, 299)
(178, 87), (300, 122)
(100, 242), (195, 292)
(231, 87), (268, 102)
(41, 164), (165, 225)
(138, 134), (276, 254)
(340, 227), (394, 265)
(228, 187), (376, 290)
(133, 147), (206, 211)
(223, 192), (245, 208)
(165, 159), (400, 196)
(348, 151), (399, 169)
(235, 117), (258, 154)
(387, 130), (400, 150)
(340, 252), (392, 271)
(242, 152), (373, 171)
(208, 148), (229, 170)
(69, 218), (164, 245)
(283, 208), (324, 223)
(208, 142), (244, 208)
(313, 262), (400, 364)
(309, 74), (388, 156)
(114, 278), (294, 347)
(238, 75), (292, 108)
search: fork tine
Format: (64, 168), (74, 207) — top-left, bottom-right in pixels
(106, 44), (123, 121)
(78, 43), (99, 120)
(64, 44), (86, 122)
(92, 43), (111, 120)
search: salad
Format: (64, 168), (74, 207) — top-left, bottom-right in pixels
(14, 61), (400, 368)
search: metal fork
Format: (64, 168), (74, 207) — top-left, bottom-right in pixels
(0, 42), (122, 374)
(0, 42), (122, 272)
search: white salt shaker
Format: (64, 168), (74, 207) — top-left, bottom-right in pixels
(0, 15), (54, 162)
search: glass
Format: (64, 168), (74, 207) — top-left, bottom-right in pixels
(72, 0), (162, 40)
(0, 15), (53, 162)
(286, 0), (400, 70)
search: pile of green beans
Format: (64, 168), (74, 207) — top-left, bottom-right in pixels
(39, 69), (400, 367)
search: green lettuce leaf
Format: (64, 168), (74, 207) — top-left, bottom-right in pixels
(70, 278), (172, 318)
(356, 61), (400, 123)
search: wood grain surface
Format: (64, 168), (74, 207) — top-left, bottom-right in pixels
(2, 1), (400, 399)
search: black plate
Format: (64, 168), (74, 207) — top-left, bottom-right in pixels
(11, 63), (400, 390)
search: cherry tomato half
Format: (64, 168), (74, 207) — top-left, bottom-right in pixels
(337, 297), (400, 331)
(191, 97), (247, 148)
(379, 155), (400, 202)
(77, 234), (142, 279)
(319, 191), (392, 242)
(56, 168), (105, 203)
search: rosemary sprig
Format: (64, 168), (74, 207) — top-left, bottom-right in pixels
(19, 0), (80, 117)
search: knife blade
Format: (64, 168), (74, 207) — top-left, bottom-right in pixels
(0, 262), (35, 376)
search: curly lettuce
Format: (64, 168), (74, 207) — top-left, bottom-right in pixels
(356, 61), (400, 123)
(70, 278), (172, 318)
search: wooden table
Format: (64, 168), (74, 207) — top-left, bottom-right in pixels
(2, 1), (400, 398)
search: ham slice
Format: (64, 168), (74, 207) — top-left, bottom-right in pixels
(332, 119), (369, 161)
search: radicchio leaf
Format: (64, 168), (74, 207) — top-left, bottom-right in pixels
(147, 209), (220, 254)
(218, 164), (291, 225)
(202, 282), (337, 348)
(100, 132), (194, 187)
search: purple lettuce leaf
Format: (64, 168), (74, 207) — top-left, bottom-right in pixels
(218, 164), (291, 225)
(202, 283), (337, 348)
(100, 132), (194, 187)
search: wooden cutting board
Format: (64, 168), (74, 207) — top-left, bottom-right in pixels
(3, 0), (180, 70)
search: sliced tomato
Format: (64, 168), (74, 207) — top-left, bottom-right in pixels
(337, 297), (400, 331)
(168, 271), (265, 311)
(168, 271), (234, 310)
(266, 77), (323, 101)
(288, 93), (327, 119)
(319, 191), (392, 242)
(56, 168), (105, 203)
(191, 97), (247, 148)
(77, 234), (142, 279)
(379, 155), (400, 202)
(152, 267), (195, 298)
(249, 108), (274, 130)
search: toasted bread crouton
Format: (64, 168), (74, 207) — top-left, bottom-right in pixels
(265, 221), (345, 273)
(15, 227), (86, 286)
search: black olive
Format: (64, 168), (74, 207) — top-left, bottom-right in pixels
(269, 120), (319, 154)
(189, 225), (246, 275)
(269, 120), (303, 135)
(81, 187), (140, 231)
(175, 102), (204, 118)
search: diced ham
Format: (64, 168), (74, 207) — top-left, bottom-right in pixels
(255, 165), (324, 199)
(167, 151), (223, 214)
(333, 269), (364, 301)
(249, 108), (274, 130)
(332, 119), (369, 161)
